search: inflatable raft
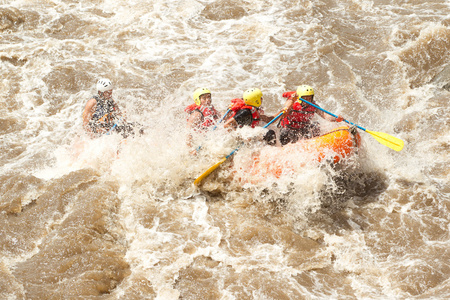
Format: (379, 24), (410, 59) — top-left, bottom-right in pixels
(244, 125), (361, 180)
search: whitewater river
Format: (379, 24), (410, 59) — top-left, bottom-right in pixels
(1, 0), (449, 299)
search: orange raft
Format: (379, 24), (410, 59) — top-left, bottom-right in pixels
(243, 125), (361, 180)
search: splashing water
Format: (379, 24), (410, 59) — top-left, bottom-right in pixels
(1, 0), (449, 299)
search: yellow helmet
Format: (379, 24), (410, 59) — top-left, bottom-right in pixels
(193, 87), (211, 105)
(296, 85), (314, 98)
(243, 88), (263, 108)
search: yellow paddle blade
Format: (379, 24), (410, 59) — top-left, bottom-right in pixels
(366, 130), (404, 151)
(194, 157), (227, 186)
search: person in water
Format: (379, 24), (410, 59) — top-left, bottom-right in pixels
(185, 87), (220, 148)
(223, 88), (274, 130)
(82, 78), (136, 138)
(275, 85), (344, 145)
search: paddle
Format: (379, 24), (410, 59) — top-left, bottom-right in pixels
(107, 117), (122, 135)
(298, 97), (404, 151)
(212, 108), (231, 131)
(194, 111), (285, 186)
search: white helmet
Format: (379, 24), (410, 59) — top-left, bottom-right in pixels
(97, 78), (113, 92)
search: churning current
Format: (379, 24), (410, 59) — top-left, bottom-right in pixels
(1, 0), (449, 299)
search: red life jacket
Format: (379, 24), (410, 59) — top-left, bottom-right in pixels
(280, 101), (316, 129)
(228, 98), (262, 128)
(185, 104), (219, 130)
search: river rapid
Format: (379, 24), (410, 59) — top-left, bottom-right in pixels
(1, 0), (449, 299)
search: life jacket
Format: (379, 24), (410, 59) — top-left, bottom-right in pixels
(185, 103), (219, 130)
(228, 98), (262, 128)
(89, 96), (119, 132)
(280, 100), (316, 130)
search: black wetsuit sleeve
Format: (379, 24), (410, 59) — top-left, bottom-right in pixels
(233, 109), (253, 127)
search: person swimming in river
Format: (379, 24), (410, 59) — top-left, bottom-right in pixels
(82, 78), (140, 138)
